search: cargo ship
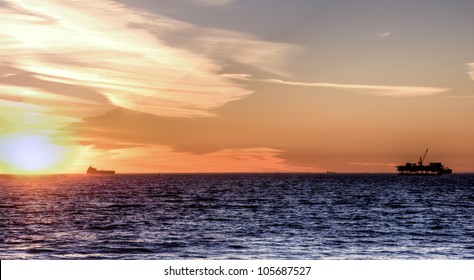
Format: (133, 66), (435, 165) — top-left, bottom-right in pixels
(86, 166), (115, 175)
(396, 149), (452, 175)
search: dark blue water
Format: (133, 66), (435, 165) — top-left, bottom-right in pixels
(0, 174), (473, 259)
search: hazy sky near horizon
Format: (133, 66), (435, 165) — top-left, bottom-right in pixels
(1, 0), (474, 173)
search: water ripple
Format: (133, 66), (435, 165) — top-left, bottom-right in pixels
(0, 174), (473, 259)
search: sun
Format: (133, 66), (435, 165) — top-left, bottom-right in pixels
(0, 134), (68, 174)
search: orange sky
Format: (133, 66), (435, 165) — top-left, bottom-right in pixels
(1, 0), (474, 174)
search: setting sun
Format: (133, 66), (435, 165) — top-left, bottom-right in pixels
(0, 134), (68, 174)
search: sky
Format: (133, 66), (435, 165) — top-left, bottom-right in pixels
(1, 0), (474, 174)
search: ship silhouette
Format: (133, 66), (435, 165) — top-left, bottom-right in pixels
(86, 166), (115, 175)
(396, 149), (452, 175)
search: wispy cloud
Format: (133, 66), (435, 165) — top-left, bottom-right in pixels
(377, 31), (392, 39)
(159, 27), (298, 78)
(0, 0), (294, 120)
(221, 73), (253, 80)
(467, 63), (474, 80)
(188, 0), (235, 6)
(263, 79), (450, 97)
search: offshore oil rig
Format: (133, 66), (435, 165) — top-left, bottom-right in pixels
(396, 149), (452, 175)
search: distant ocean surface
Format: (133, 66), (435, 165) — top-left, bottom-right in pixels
(1, 174), (473, 259)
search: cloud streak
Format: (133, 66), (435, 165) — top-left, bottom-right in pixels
(188, 0), (235, 6)
(263, 79), (450, 97)
(224, 74), (450, 97)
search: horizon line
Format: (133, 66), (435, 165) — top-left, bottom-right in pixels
(1, 171), (473, 176)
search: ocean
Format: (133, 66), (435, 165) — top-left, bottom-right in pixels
(0, 173), (473, 259)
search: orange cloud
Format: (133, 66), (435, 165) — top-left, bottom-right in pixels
(68, 145), (316, 173)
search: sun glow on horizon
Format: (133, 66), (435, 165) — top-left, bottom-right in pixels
(0, 134), (73, 174)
